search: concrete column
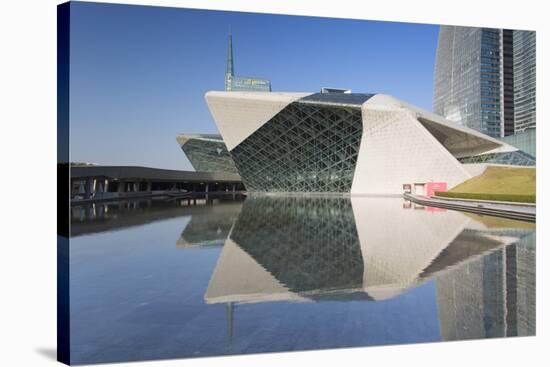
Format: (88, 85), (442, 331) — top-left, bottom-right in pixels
(77, 207), (85, 221)
(97, 204), (105, 219)
(85, 178), (94, 199)
(146, 181), (152, 192)
(117, 181), (125, 196)
(78, 181), (86, 195)
(226, 302), (234, 345)
(96, 180), (104, 194)
(232, 183), (236, 192)
(205, 183), (209, 193)
(86, 204), (94, 219)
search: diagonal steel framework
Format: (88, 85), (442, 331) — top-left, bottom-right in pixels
(183, 138), (239, 174)
(231, 101), (364, 192)
(457, 150), (535, 166)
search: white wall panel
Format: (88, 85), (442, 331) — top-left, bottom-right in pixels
(205, 237), (305, 304)
(205, 91), (309, 150)
(351, 106), (472, 194)
(351, 197), (471, 299)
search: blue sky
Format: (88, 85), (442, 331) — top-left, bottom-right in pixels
(70, 1), (439, 170)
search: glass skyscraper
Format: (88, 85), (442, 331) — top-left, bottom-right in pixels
(513, 30), (536, 132)
(434, 27), (504, 138)
(434, 26), (536, 139)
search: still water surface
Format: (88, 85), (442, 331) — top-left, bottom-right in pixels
(70, 195), (535, 364)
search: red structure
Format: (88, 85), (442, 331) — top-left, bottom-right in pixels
(426, 182), (447, 197)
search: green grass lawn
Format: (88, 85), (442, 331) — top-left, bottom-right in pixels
(435, 166), (536, 203)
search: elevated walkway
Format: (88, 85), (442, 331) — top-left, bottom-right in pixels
(404, 193), (535, 223)
(69, 165), (244, 203)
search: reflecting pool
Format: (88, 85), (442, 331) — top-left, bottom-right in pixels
(69, 194), (535, 364)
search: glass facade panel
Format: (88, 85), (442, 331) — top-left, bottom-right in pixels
(500, 128), (536, 157)
(231, 100), (364, 193)
(457, 150), (535, 166)
(300, 92), (375, 106)
(513, 30), (536, 132)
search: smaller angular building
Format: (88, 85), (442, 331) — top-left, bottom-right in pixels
(205, 91), (534, 195)
(176, 134), (239, 175)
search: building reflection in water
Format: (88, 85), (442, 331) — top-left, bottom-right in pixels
(205, 195), (535, 341)
(175, 201), (243, 248)
(70, 194), (245, 239)
(435, 231), (535, 339)
(70, 194), (535, 344)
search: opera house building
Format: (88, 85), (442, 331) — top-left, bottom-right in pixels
(205, 91), (534, 195)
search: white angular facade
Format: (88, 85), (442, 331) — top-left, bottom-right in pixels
(205, 91), (533, 195)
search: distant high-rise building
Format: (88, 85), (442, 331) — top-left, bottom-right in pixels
(502, 29), (515, 137)
(224, 34), (271, 92)
(434, 27), (505, 138)
(434, 26), (536, 139)
(513, 30), (536, 132)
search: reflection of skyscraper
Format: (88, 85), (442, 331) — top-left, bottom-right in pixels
(434, 26), (536, 139)
(436, 231), (535, 340)
(515, 233), (536, 336)
(224, 34), (271, 92)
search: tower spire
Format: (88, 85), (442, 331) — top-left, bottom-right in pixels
(225, 30), (234, 91)
(226, 32), (234, 75)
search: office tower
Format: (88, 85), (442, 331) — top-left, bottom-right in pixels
(502, 29), (515, 136)
(513, 30), (536, 132)
(434, 26), (536, 139)
(434, 27), (504, 138)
